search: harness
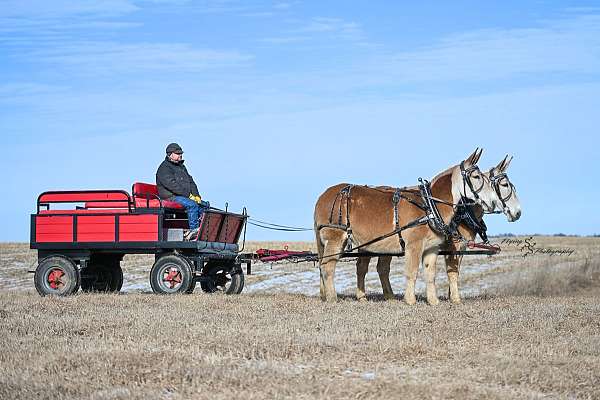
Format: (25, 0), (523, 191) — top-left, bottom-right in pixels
(450, 198), (489, 243)
(316, 176), (473, 256)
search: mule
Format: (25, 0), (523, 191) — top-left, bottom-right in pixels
(314, 148), (499, 305)
(443, 155), (521, 303)
(355, 155), (521, 304)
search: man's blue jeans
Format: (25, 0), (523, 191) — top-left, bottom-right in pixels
(172, 196), (208, 230)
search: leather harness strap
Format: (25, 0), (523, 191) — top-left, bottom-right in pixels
(317, 179), (462, 255)
(450, 199), (489, 243)
(392, 188), (405, 252)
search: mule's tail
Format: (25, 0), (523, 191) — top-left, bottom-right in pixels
(314, 223), (324, 262)
(314, 208), (324, 263)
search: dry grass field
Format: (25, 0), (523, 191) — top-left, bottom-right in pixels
(0, 237), (599, 399)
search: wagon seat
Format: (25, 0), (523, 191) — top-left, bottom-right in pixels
(83, 183), (184, 210)
(130, 182), (183, 209)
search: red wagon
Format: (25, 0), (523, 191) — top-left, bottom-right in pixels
(30, 182), (248, 296)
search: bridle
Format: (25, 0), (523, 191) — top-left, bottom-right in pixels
(460, 161), (490, 204)
(488, 168), (515, 210)
(460, 161), (485, 199)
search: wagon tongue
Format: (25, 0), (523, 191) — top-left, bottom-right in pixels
(467, 240), (501, 253)
(256, 248), (315, 262)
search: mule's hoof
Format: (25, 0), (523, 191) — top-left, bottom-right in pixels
(427, 297), (440, 306)
(404, 296), (416, 305)
(357, 296), (368, 303)
(450, 297), (462, 305)
(384, 293), (396, 301)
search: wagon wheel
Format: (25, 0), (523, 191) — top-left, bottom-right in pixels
(34, 255), (80, 296)
(149, 254), (194, 294)
(81, 262), (123, 293)
(186, 279), (197, 294)
(200, 263), (244, 294)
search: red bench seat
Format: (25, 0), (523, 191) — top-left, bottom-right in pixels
(83, 183), (184, 210)
(131, 182), (184, 209)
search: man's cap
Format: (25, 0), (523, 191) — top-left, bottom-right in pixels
(166, 143), (183, 154)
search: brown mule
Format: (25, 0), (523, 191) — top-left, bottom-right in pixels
(357, 155), (522, 304)
(314, 149), (499, 304)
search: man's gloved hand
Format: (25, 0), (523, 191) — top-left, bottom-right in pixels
(189, 193), (202, 203)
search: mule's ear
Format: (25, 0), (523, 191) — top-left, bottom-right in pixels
(500, 155), (513, 172)
(495, 155), (508, 171)
(464, 147), (480, 166)
(474, 148), (484, 165)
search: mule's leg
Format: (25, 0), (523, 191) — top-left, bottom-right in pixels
(319, 268), (326, 301)
(423, 251), (440, 306)
(404, 242), (422, 305)
(356, 257), (370, 302)
(376, 256), (395, 300)
(315, 230), (327, 301)
(445, 254), (463, 304)
(321, 251), (341, 302)
(319, 233), (345, 302)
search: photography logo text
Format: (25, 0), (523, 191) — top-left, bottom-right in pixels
(500, 237), (575, 257)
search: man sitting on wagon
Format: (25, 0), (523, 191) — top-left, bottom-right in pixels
(156, 142), (209, 240)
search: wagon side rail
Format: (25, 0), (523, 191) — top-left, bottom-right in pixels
(37, 190), (134, 213)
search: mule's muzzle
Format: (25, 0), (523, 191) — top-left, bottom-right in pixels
(479, 199), (495, 214)
(505, 208), (521, 222)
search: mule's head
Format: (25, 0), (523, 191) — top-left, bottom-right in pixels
(488, 155), (521, 222)
(451, 148), (498, 213)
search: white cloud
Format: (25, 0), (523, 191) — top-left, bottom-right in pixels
(0, 82), (66, 99)
(260, 16), (368, 46)
(239, 11), (276, 18)
(381, 14), (600, 82)
(22, 42), (253, 74)
(273, 2), (293, 10)
(0, 0), (139, 18)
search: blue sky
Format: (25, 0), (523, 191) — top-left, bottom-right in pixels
(1, 0), (599, 241)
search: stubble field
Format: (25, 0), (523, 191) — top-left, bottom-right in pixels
(0, 236), (598, 399)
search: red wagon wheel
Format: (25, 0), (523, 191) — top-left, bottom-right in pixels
(162, 267), (183, 289)
(34, 256), (80, 296)
(47, 268), (66, 290)
(149, 254), (194, 294)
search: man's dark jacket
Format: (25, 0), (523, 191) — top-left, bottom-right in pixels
(156, 157), (200, 199)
